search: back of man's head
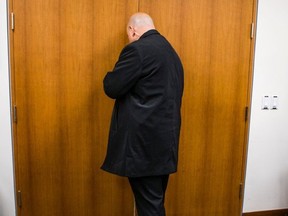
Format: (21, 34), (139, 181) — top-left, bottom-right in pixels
(129, 13), (155, 29)
(127, 13), (155, 43)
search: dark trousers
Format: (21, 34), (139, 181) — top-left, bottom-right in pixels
(128, 175), (169, 216)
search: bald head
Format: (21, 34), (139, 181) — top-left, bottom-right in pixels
(127, 13), (155, 43)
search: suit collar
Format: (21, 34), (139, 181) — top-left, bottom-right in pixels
(139, 29), (160, 39)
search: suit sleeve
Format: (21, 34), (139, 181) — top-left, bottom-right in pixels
(103, 44), (142, 99)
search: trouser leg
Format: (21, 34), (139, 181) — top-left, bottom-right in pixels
(128, 175), (169, 216)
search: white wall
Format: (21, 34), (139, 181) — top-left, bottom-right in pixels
(0, 1), (16, 216)
(243, 0), (288, 213)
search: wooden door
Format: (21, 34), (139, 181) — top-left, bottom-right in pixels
(10, 0), (256, 215)
(139, 0), (256, 215)
(9, 0), (137, 215)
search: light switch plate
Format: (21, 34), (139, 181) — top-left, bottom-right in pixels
(261, 95), (270, 110)
(271, 95), (279, 110)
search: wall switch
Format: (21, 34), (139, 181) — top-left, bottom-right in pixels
(271, 95), (279, 110)
(261, 95), (270, 110)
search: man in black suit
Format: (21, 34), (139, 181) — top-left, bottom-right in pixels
(101, 13), (184, 216)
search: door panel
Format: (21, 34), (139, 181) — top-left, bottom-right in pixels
(10, 0), (256, 215)
(11, 0), (137, 215)
(139, 0), (255, 215)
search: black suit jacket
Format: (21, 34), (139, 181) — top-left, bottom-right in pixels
(101, 30), (184, 177)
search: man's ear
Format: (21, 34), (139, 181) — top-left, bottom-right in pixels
(128, 25), (133, 32)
